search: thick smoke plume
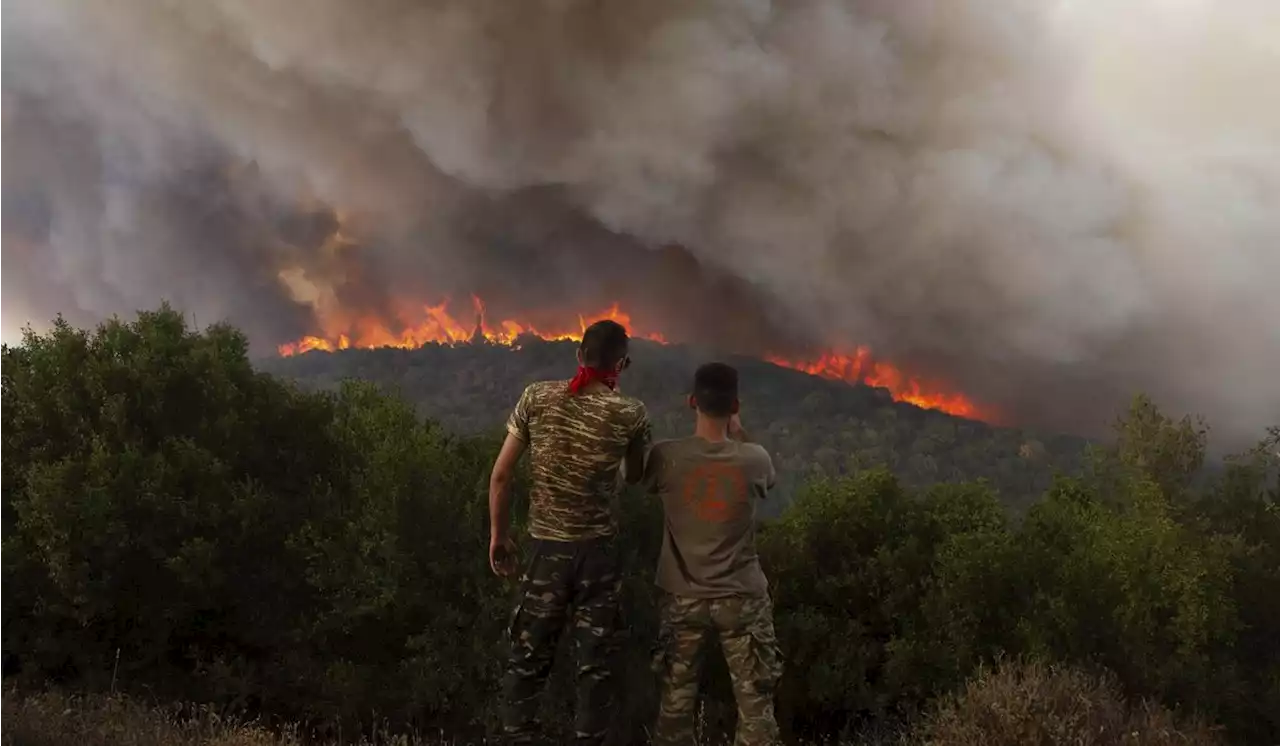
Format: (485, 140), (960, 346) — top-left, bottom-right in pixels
(3, 0), (1278, 444)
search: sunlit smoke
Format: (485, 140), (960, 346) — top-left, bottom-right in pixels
(2, 0), (1277, 445)
(1, 297), (39, 346)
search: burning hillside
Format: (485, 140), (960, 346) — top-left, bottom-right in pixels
(5, 0), (1277, 447)
(278, 297), (990, 420)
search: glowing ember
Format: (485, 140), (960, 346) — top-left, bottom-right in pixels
(278, 297), (986, 419)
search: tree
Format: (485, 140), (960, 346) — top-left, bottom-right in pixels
(1107, 394), (1209, 499)
(759, 470), (1014, 739)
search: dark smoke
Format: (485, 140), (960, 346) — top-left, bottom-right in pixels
(3, 0), (1277, 445)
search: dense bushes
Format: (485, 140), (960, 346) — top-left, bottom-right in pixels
(3, 309), (1278, 744)
(2, 309), (509, 735)
(761, 474), (1249, 741)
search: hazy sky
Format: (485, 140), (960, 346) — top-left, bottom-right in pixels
(3, 0), (1277, 445)
(0, 318), (20, 348)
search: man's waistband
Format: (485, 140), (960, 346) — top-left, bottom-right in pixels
(525, 530), (617, 547)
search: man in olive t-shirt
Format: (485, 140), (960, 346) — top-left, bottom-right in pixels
(644, 362), (782, 746)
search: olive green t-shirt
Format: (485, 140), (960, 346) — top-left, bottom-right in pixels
(506, 380), (651, 542)
(644, 437), (776, 598)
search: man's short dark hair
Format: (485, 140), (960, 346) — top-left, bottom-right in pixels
(693, 362), (738, 417)
(580, 319), (629, 368)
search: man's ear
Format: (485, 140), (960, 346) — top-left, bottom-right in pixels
(688, 394), (698, 411)
(731, 398), (741, 415)
(576, 348), (585, 365)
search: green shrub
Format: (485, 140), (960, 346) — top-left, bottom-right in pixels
(760, 471), (1015, 738)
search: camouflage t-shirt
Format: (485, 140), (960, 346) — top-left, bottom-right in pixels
(506, 380), (652, 542)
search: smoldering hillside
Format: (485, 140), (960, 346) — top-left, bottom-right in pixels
(3, 0), (1277, 445)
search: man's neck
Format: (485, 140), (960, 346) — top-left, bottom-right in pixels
(694, 415), (730, 443)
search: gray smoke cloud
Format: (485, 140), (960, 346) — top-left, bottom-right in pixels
(3, 0), (1278, 445)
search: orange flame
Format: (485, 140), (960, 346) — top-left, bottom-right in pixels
(278, 297), (986, 419)
(765, 350), (987, 420)
(276, 298), (666, 357)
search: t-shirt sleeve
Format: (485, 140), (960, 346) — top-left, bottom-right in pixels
(631, 404), (653, 453)
(506, 385), (534, 442)
(760, 447), (777, 492)
(619, 403), (652, 488)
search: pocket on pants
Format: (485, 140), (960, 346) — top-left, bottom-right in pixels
(506, 599), (525, 642)
(745, 599), (783, 689)
(651, 626), (671, 675)
(652, 595), (692, 676)
(749, 629), (783, 689)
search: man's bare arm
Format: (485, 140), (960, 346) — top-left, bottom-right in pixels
(730, 413), (776, 493)
(728, 413), (754, 444)
(490, 433), (526, 534)
(488, 433), (527, 575)
(622, 411), (653, 485)
(623, 437), (647, 484)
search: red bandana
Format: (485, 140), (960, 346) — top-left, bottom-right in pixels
(567, 366), (619, 395)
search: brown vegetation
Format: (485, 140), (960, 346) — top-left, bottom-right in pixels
(3, 688), (288, 746)
(919, 661), (1223, 746)
(3, 661), (1225, 746)
(1, 688), (454, 746)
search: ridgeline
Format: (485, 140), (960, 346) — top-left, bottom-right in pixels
(261, 337), (1091, 514)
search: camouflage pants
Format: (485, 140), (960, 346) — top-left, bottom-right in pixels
(500, 536), (621, 745)
(652, 593), (783, 746)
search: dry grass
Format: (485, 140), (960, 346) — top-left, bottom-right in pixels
(4, 664), (1228, 746)
(917, 660), (1225, 746)
(0, 688), (464, 746)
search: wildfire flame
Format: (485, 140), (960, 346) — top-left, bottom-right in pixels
(765, 351), (985, 420)
(278, 297), (988, 420)
(277, 296), (666, 356)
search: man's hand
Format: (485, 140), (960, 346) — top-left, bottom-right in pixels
(728, 413), (751, 442)
(490, 533), (519, 577)
(489, 432), (526, 578)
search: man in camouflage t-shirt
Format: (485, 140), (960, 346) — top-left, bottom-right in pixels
(488, 319), (652, 745)
(644, 363), (782, 746)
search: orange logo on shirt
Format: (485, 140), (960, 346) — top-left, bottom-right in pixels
(680, 462), (747, 523)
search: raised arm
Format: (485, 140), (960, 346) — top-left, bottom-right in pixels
(731, 414), (776, 492)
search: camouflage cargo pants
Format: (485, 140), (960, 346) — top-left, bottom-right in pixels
(500, 535), (621, 745)
(652, 593), (783, 746)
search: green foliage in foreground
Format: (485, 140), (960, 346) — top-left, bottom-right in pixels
(3, 308), (1278, 744)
